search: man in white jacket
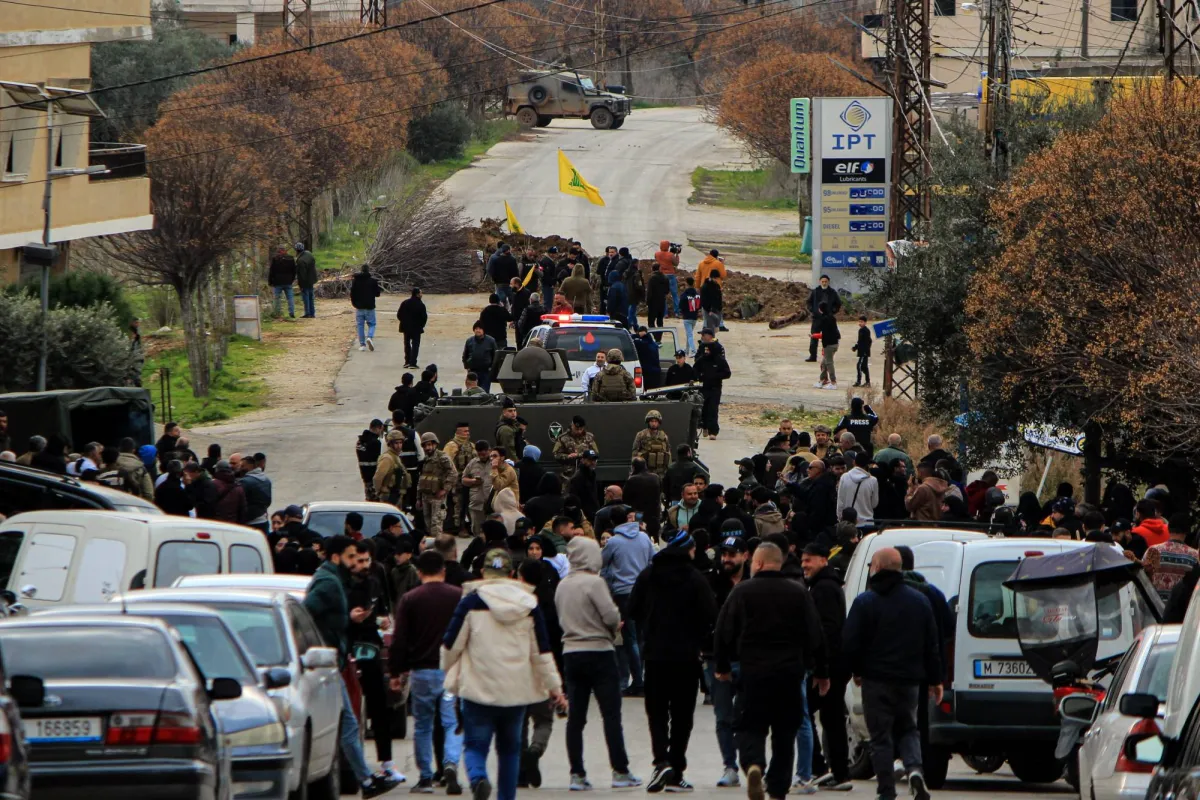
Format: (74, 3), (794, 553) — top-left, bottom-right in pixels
(836, 450), (879, 532)
(442, 548), (565, 800)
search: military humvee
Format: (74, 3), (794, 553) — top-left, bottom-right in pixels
(506, 69), (632, 130)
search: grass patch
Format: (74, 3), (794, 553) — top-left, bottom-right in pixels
(740, 234), (811, 263)
(415, 119), (520, 182)
(316, 218), (378, 271)
(142, 334), (281, 427)
(690, 166), (797, 211)
(756, 406), (842, 430)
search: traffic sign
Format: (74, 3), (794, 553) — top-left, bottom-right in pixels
(873, 317), (898, 337)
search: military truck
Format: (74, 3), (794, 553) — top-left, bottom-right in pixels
(506, 70), (632, 130)
(412, 348), (706, 485)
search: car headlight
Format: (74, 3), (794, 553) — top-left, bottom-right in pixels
(226, 722), (286, 748)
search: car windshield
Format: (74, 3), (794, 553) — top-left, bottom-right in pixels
(546, 328), (636, 362)
(306, 510), (407, 539)
(1136, 641), (1178, 702)
(206, 603), (289, 666)
(0, 627), (176, 679)
(579, 77), (596, 90)
(155, 614), (257, 684)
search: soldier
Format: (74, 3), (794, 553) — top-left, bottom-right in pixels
(496, 399), (526, 457)
(632, 409), (673, 479)
(357, 418), (385, 500)
(462, 440), (494, 534)
(417, 431), (458, 535)
(373, 430), (410, 507)
(552, 415), (600, 481)
(590, 348), (637, 402)
(443, 421), (474, 534)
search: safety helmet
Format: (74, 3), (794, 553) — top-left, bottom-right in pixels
(420, 431), (440, 445)
(645, 410), (663, 423)
(385, 430), (405, 444)
(606, 348), (623, 364)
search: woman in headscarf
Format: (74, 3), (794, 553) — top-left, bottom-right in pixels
(524, 473), (565, 533)
(518, 444), (544, 502)
(1017, 491), (1045, 532)
(494, 485), (522, 534)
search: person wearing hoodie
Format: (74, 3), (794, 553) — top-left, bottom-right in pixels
(561, 262), (592, 312)
(520, 472), (562, 533)
(799, 460), (839, 543)
(356, 419), (385, 500)
(350, 264), (382, 352)
(836, 450), (879, 532)
(607, 270), (629, 327)
(442, 548), (565, 800)
(555, 537), (642, 791)
(842, 548), (943, 800)
(646, 263), (670, 329)
(904, 462), (947, 522)
(1133, 498), (1171, 547)
(751, 486), (786, 537)
(964, 470), (1000, 519)
(628, 530), (718, 792)
(872, 458), (910, 522)
(800, 543), (851, 791)
(601, 508), (655, 695)
(653, 239), (681, 316)
(205, 460), (247, 523)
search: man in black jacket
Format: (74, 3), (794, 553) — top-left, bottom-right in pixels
(516, 293), (545, 346)
(801, 543), (851, 790)
(703, 536), (751, 787)
(509, 278), (532, 328)
(629, 530), (718, 792)
(268, 246), (297, 318)
(646, 264), (669, 330)
(714, 542), (828, 800)
(489, 243), (519, 304)
(843, 547), (943, 800)
(814, 303), (841, 389)
(351, 265), (381, 353)
(356, 423), (384, 501)
(662, 444), (703, 504)
(806, 275), (841, 362)
(568, 451), (601, 522)
(479, 293), (512, 349)
(623, 458), (662, 542)
(694, 330), (729, 439)
(462, 322), (498, 392)
(388, 374), (419, 426)
(397, 288), (428, 368)
(799, 461), (839, 545)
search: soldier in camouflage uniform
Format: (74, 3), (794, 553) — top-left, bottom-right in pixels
(373, 429), (411, 507)
(442, 421), (474, 533)
(590, 348), (636, 402)
(552, 414), (599, 481)
(632, 409), (672, 478)
(495, 399), (525, 458)
(417, 431), (459, 535)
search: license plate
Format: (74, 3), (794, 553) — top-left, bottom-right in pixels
(24, 717), (103, 743)
(973, 659), (1037, 678)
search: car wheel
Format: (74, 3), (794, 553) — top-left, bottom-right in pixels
(516, 107), (539, 127)
(846, 714), (874, 779)
(1008, 748), (1065, 784)
(590, 107), (614, 129)
(962, 753), (1005, 774)
(924, 747), (951, 790)
(535, 114), (552, 127)
(309, 732), (340, 800)
(611, 116), (625, 129)
(289, 730), (311, 800)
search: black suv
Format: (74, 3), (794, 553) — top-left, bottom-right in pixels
(0, 463), (160, 517)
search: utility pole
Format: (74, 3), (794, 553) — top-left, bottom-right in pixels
(594, 0), (606, 88)
(1160, 0), (1200, 80)
(361, 0), (386, 26)
(984, 0), (1011, 169)
(1081, 0), (1089, 57)
(282, 0), (313, 49)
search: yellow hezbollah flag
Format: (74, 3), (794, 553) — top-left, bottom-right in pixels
(557, 149), (605, 207)
(504, 200), (524, 235)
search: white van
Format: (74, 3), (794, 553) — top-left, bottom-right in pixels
(843, 534), (1143, 787)
(0, 510), (274, 610)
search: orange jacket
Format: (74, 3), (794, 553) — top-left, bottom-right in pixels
(696, 254), (726, 286)
(654, 240), (679, 276)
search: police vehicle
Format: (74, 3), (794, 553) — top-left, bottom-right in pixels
(523, 314), (678, 396)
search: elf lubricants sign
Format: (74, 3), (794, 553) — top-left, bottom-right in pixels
(810, 97), (892, 273)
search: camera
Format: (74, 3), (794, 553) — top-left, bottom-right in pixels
(668, 242), (683, 254)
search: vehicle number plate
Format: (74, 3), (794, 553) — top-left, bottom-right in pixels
(24, 717), (103, 743)
(973, 659), (1037, 678)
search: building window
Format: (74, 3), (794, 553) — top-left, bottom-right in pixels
(1112, 0), (1136, 20)
(229, 34), (238, 44)
(935, 0), (956, 15)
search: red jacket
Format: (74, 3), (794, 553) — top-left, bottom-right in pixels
(1134, 517), (1170, 548)
(965, 480), (991, 518)
(207, 474), (247, 524)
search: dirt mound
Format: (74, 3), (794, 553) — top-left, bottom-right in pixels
(467, 218), (590, 259)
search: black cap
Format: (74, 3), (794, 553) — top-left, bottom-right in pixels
(474, 439), (491, 450)
(802, 542), (830, 558)
(719, 536), (748, 553)
(735, 457), (754, 467)
(675, 349), (686, 358)
(720, 519), (745, 534)
(1111, 518), (1133, 532)
(580, 449), (598, 459)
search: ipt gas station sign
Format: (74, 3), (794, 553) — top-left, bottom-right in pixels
(809, 97), (893, 290)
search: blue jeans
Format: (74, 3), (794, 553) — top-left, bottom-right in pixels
(666, 275), (679, 316)
(682, 319), (696, 355)
(494, 284), (511, 306)
(704, 659), (740, 770)
(356, 309), (376, 345)
(794, 673), (813, 781)
(462, 700), (524, 800)
(627, 303), (639, 331)
(612, 593), (642, 691)
(273, 285), (295, 316)
(300, 287), (315, 317)
(339, 676), (371, 783)
(411, 669), (462, 781)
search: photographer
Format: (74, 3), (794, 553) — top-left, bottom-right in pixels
(654, 240), (682, 317)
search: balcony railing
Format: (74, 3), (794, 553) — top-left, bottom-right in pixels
(88, 142), (147, 181)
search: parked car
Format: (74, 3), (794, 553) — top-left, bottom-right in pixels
(524, 315), (678, 394)
(174, 574), (309, 599)
(111, 589), (343, 800)
(0, 614), (237, 800)
(0, 511), (273, 611)
(0, 626), (31, 800)
(1067, 624), (1178, 800)
(301, 502), (413, 541)
(0, 463), (160, 517)
(35, 603), (293, 800)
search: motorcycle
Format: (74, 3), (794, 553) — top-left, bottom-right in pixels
(1004, 545), (1164, 788)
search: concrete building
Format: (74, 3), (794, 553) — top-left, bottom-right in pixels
(178, 0), (359, 46)
(0, 0), (154, 284)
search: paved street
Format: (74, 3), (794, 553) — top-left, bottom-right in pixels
(367, 695), (1072, 800)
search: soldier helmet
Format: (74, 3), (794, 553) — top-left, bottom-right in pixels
(645, 409), (663, 423)
(385, 430), (405, 443)
(606, 348), (623, 363)
(420, 431), (440, 445)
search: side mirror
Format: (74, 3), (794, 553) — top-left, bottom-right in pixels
(10, 675), (45, 708)
(1059, 693), (1100, 724)
(209, 677), (243, 701)
(262, 667), (292, 689)
(300, 647), (338, 671)
(1119, 693), (1161, 719)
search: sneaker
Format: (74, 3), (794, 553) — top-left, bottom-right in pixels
(648, 765), (675, 793)
(411, 779), (436, 794)
(804, 357), (818, 362)
(747, 765), (765, 800)
(382, 763), (407, 783)
(445, 764), (462, 796)
(909, 772), (929, 800)
(472, 777), (492, 800)
(821, 782), (853, 792)
(823, 383), (839, 390)
(666, 779), (695, 793)
(793, 778), (818, 795)
(812, 775), (835, 788)
(363, 775), (402, 800)
(367, 337), (375, 351)
(523, 755), (541, 789)
(613, 771), (643, 788)
(571, 774), (594, 791)
(717, 768), (741, 788)
(358, 345), (366, 351)
(813, 382), (826, 388)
